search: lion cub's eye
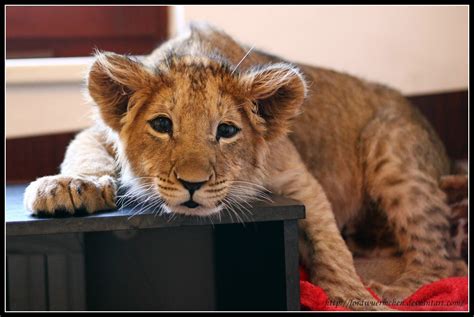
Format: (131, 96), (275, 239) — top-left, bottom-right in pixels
(149, 116), (173, 134)
(217, 123), (240, 140)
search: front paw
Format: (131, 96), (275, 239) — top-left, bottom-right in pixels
(24, 175), (117, 216)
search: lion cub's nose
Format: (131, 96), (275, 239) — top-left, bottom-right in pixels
(178, 179), (206, 195)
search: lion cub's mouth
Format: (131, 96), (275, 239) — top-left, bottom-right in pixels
(181, 199), (200, 209)
(168, 202), (223, 217)
(179, 199), (224, 212)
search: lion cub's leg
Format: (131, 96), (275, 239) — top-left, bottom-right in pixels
(24, 127), (118, 215)
(361, 110), (467, 302)
(267, 139), (389, 311)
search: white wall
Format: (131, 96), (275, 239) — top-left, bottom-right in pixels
(6, 58), (94, 138)
(178, 5), (468, 95)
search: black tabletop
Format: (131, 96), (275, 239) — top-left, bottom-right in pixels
(6, 184), (305, 236)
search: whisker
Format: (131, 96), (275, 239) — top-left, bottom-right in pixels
(222, 197), (246, 225)
(150, 200), (166, 218)
(222, 200), (235, 223)
(226, 195), (253, 222)
(116, 181), (162, 220)
(207, 213), (215, 228)
(128, 191), (158, 213)
(217, 205), (222, 223)
(230, 180), (270, 192)
(118, 185), (156, 211)
(231, 45), (255, 75)
(128, 194), (162, 219)
(117, 183), (155, 199)
(229, 186), (273, 204)
(166, 210), (179, 223)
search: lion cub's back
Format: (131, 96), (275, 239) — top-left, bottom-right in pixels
(288, 64), (446, 226)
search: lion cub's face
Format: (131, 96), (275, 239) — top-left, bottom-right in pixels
(88, 53), (306, 216)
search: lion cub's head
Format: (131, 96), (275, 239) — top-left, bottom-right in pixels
(88, 50), (306, 216)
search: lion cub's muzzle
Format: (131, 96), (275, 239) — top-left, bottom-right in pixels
(157, 168), (228, 216)
(173, 155), (215, 209)
(178, 179), (207, 208)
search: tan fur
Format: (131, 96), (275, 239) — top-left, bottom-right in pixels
(24, 24), (466, 310)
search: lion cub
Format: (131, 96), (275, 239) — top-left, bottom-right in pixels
(24, 24), (466, 310)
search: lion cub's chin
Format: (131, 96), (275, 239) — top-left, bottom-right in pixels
(164, 204), (224, 217)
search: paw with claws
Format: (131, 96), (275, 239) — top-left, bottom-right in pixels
(24, 175), (117, 216)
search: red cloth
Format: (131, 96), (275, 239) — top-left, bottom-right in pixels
(299, 267), (468, 311)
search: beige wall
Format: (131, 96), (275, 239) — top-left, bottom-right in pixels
(177, 5), (468, 95)
(6, 5), (468, 138)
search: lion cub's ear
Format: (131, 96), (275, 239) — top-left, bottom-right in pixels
(88, 52), (156, 131)
(241, 63), (307, 141)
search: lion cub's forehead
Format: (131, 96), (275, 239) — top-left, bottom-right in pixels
(154, 55), (239, 90)
(150, 57), (243, 116)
